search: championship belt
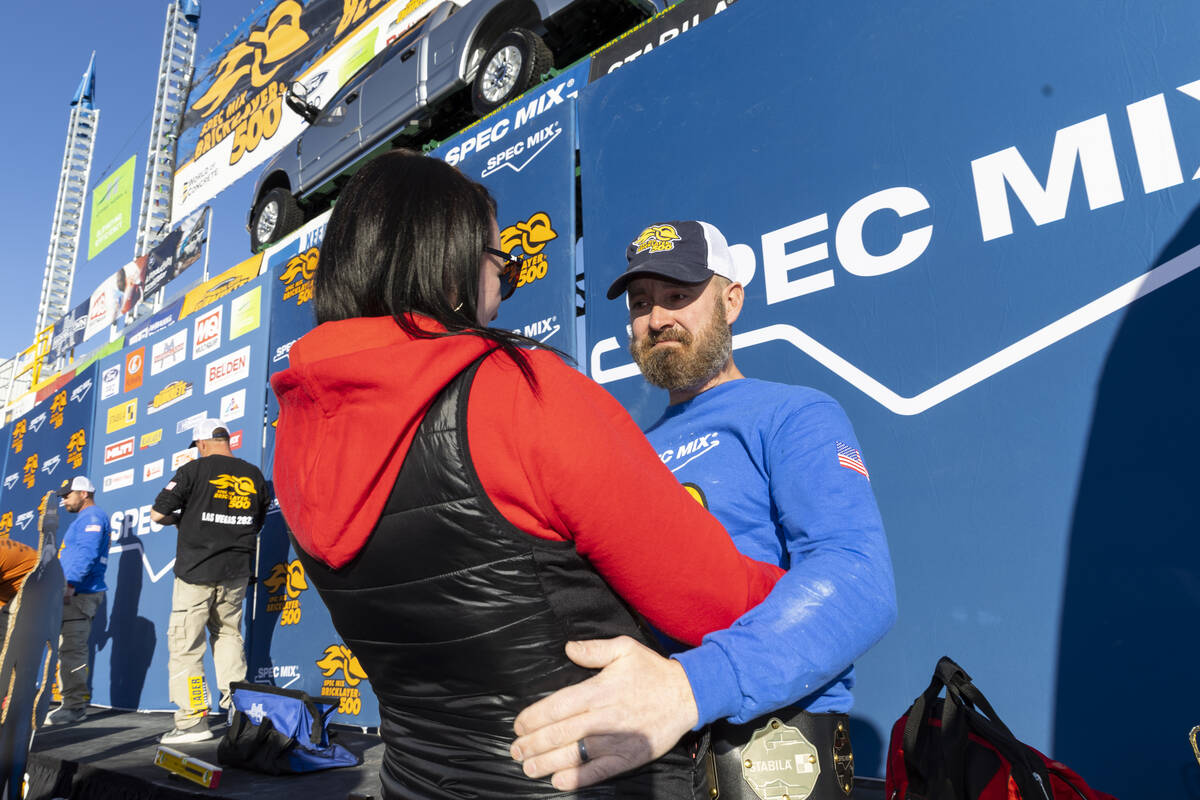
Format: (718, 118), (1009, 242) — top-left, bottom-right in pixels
(709, 707), (854, 799)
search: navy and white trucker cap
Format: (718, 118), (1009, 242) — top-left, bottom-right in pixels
(607, 220), (743, 299)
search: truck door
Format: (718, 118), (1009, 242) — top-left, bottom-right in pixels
(296, 72), (367, 190)
(357, 15), (429, 148)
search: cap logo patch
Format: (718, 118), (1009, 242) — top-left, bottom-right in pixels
(632, 224), (682, 254)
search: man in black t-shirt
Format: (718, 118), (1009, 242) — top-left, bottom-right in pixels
(151, 418), (268, 744)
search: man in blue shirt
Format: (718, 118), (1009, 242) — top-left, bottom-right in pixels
(512, 221), (896, 797)
(45, 475), (109, 726)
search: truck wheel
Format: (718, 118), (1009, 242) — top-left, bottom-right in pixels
(471, 28), (554, 117)
(250, 187), (304, 252)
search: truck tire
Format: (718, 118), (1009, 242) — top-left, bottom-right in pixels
(250, 187), (304, 252)
(471, 28), (554, 117)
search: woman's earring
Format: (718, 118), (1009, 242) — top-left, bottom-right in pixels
(454, 302), (464, 312)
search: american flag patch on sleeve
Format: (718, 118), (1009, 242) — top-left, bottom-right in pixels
(836, 441), (869, 479)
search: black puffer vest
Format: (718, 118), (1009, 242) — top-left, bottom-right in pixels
(296, 357), (707, 799)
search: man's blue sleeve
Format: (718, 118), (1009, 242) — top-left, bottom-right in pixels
(673, 399), (897, 725)
(59, 509), (107, 586)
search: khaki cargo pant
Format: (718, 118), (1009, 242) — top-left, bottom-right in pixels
(60, 590), (104, 710)
(167, 576), (248, 729)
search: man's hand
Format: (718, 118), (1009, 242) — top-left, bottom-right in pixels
(510, 636), (699, 790)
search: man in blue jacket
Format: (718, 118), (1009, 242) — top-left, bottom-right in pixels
(44, 476), (109, 726)
(512, 221), (897, 797)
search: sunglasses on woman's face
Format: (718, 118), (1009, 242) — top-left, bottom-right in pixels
(484, 246), (524, 300)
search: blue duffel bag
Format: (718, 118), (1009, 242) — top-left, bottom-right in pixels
(217, 681), (361, 774)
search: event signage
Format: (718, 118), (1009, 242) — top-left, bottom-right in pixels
(575, 4), (1200, 798)
(432, 78), (580, 363)
(0, 366), (97, 549)
(587, 0), (738, 80)
(88, 155), (137, 259)
(85, 274), (274, 714)
(172, 0), (444, 219)
(143, 207), (210, 297)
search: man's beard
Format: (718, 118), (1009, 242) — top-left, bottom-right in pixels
(629, 299), (733, 392)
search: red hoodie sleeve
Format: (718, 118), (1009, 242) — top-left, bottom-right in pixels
(469, 351), (783, 646)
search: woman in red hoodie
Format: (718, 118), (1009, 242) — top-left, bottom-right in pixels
(270, 151), (782, 799)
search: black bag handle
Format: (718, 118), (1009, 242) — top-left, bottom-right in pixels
(229, 680), (338, 743)
(902, 657), (1053, 800)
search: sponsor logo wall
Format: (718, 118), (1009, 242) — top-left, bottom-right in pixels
(432, 77), (580, 362)
(85, 273), (273, 711)
(578, 4), (1200, 797)
(0, 367), (97, 548)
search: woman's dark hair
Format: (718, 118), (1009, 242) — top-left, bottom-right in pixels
(314, 149), (554, 379)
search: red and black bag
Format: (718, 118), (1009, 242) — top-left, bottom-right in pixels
(885, 656), (1118, 800)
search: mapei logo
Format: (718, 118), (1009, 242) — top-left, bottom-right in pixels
(28, 413), (46, 433)
(67, 429), (86, 469)
(209, 474), (256, 509)
(3, 473), (17, 490)
(50, 391), (67, 428)
(40, 455), (62, 476)
(280, 248), (317, 306)
(22, 455), (37, 488)
(632, 224), (682, 254)
(14, 511), (34, 531)
(10, 420), (25, 454)
(71, 378), (92, 403)
(264, 559), (308, 625)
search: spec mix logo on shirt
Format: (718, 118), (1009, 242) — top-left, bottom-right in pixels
(316, 645), (367, 716)
(263, 559), (308, 626)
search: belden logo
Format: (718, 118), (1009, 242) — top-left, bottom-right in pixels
(316, 644), (367, 716)
(264, 559), (308, 625)
(281, 248), (318, 306)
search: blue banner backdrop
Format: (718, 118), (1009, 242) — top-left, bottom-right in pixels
(578, 3), (1200, 797)
(432, 63), (584, 362)
(246, 212), (382, 727)
(0, 367), (97, 547)
(86, 274), (273, 711)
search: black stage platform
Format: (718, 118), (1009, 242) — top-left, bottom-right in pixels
(25, 707), (885, 799)
(26, 707), (383, 799)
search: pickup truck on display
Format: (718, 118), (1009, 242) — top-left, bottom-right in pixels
(248, 0), (664, 251)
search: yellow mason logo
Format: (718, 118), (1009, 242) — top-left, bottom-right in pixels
(67, 429), (86, 469)
(265, 559), (308, 625)
(50, 391), (67, 429)
(11, 419), (26, 454)
(0, 513), (11, 538)
(632, 224), (682, 254)
(316, 644), (368, 687)
(22, 454), (38, 489)
(210, 474), (257, 510)
(500, 212), (558, 257)
(281, 248), (318, 305)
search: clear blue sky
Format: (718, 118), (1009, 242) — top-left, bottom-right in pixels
(0, 0), (272, 363)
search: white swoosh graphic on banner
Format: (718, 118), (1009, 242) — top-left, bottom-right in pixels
(109, 540), (176, 583)
(591, 242), (1200, 416)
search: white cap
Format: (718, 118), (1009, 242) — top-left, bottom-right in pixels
(190, 418), (230, 447)
(58, 476), (96, 496)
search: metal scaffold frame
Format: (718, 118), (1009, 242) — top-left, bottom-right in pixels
(34, 54), (99, 337)
(135, 0), (200, 258)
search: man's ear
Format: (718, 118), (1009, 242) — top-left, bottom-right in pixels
(724, 281), (745, 325)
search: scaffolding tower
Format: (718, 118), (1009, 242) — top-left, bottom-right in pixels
(134, 0), (201, 258)
(34, 54), (99, 336)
